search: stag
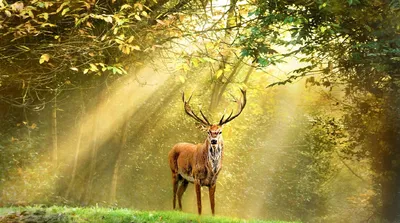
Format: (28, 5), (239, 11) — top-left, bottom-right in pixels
(168, 89), (246, 215)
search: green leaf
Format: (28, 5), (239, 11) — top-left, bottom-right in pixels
(257, 57), (268, 66)
(241, 49), (250, 57)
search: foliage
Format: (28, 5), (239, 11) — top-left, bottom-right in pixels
(0, 0), (190, 109)
(237, 0), (400, 221)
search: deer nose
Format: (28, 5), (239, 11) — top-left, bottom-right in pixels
(211, 139), (217, 144)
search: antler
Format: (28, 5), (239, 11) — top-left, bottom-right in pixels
(182, 93), (211, 126)
(219, 89), (247, 126)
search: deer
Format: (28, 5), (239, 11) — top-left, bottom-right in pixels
(168, 89), (246, 215)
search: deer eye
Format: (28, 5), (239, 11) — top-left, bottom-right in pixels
(219, 132), (222, 134)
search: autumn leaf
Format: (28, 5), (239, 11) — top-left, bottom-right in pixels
(156, 20), (166, 25)
(11, 2), (24, 12)
(61, 8), (70, 16)
(131, 45), (141, 51)
(5, 10), (12, 17)
(42, 13), (49, 21)
(89, 64), (98, 71)
(215, 69), (223, 79)
(178, 75), (185, 83)
(39, 54), (50, 64)
(120, 4), (131, 10)
(30, 123), (37, 129)
(104, 16), (113, 23)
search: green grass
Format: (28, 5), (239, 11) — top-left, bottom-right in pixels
(0, 206), (296, 223)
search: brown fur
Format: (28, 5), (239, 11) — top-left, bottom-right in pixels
(168, 125), (223, 215)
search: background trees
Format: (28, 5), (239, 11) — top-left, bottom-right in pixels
(1, 0), (399, 222)
(239, 0), (400, 221)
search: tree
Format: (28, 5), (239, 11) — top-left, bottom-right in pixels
(238, 0), (400, 221)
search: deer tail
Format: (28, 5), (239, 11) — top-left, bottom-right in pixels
(168, 147), (179, 174)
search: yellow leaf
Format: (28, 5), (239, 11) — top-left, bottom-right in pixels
(70, 67), (78, 71)
(83, 69), (89, 74)
(134, 14), (141, 21)
(5, 10), (12, 17)
(141, 11), (149, 18)
(191, 58), (199, 67)
(131, 45), (141, 51)
(156, 19), (165, 25)
(43, 13), (49, 20)
(89, 63), (98, 71)
(11, 2), (24, 11)
(39, 54), (50, 64)
(224, 64), (232, 72)
(30, 123), (37, 129)
(127, 36), (134, 43)
(121, 4), (132, 10)
(61, 7), (70, 16)
(134, 3), (143, 10)
(206, 42), (214, 49)
(104, 16), (113, 23)
(179, 75), (185, 83)
(215, 69), (223, 79)
(56, 2), (68, 13)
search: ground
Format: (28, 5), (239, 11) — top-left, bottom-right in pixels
(0, 206), (297, 223)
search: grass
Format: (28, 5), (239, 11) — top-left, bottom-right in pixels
(0, 206), (296, 223)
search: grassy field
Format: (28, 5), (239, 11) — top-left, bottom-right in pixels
(0, 206), (296, 223)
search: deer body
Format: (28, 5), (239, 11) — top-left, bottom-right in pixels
(168, 89), (246, 215)
(169, 140), (222, 186)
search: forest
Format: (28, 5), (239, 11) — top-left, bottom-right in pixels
(0, 0), (399, 222)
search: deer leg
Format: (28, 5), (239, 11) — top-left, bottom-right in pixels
(172, 174), (179, 210)
(209, 184), (216, 215)
(195, 179), (202, 215)
(177, 180), (188, 210)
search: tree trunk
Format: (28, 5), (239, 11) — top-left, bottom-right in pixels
(82, 88), (107, 204)
(109, 121), (129, 204)
(376, 90), (400, 222)
(65, 89), (85, 198)
(82, 114), (99, 204)
(52, 89), (58, 167)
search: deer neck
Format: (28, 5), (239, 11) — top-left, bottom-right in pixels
(205, 138), (223, 173)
